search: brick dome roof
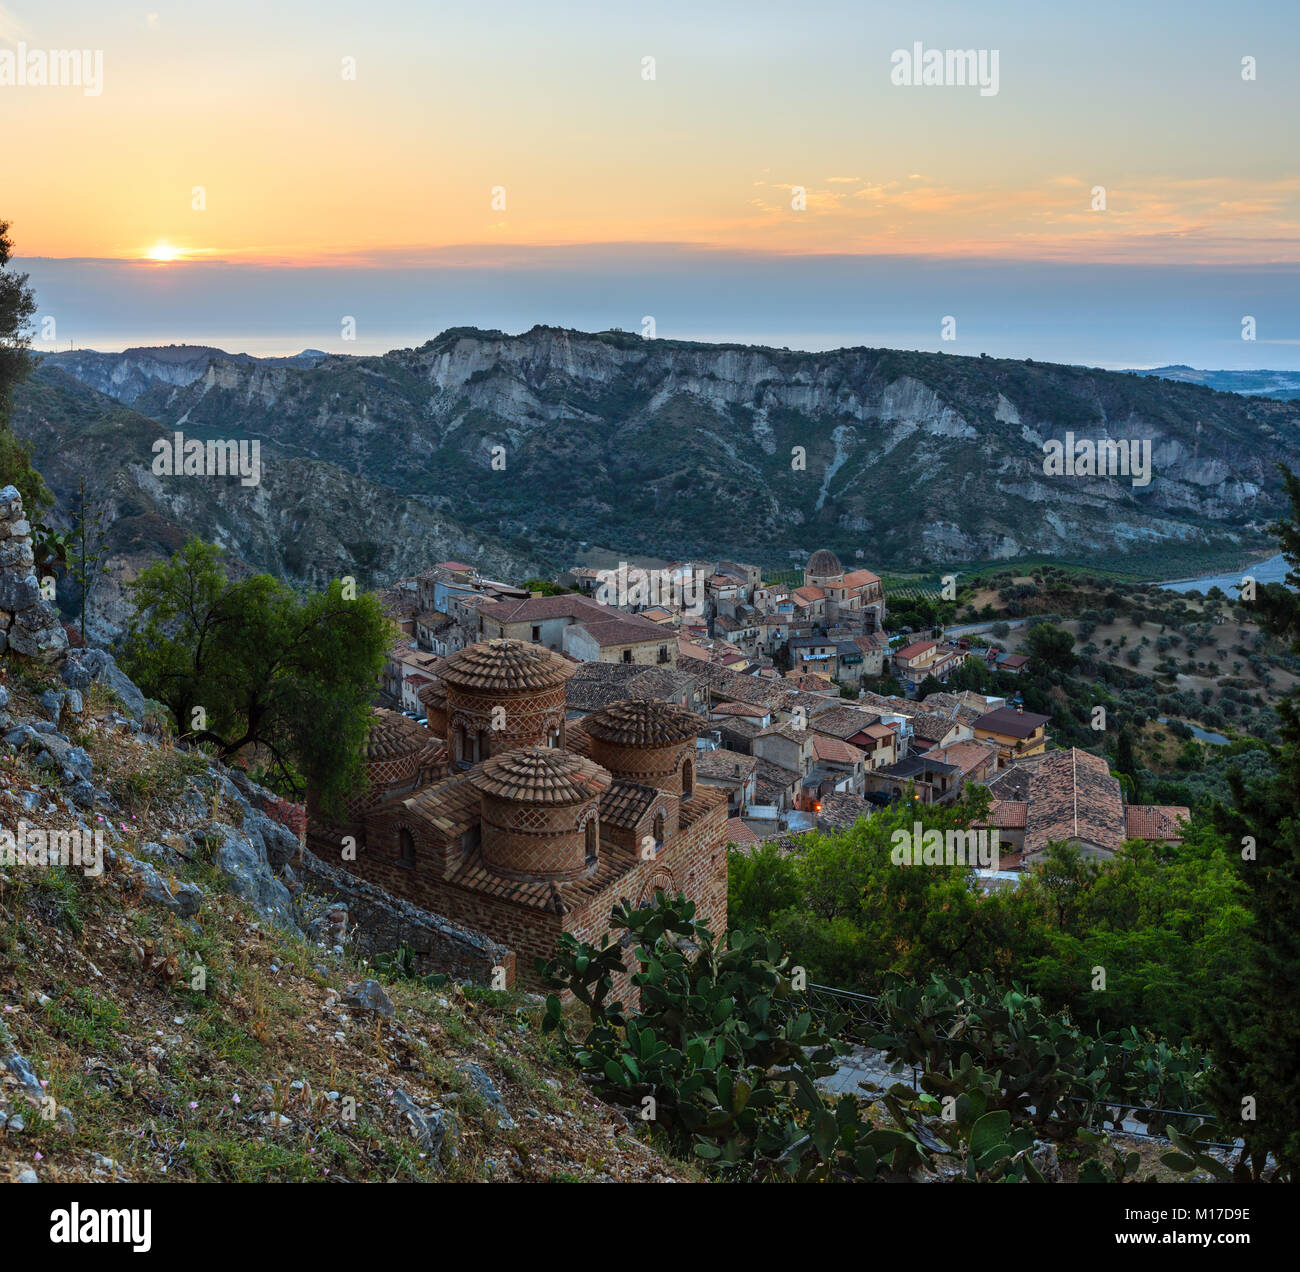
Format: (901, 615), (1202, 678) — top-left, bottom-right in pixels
(366, 708), (433, 760)
(806, 548), (843, 577)
(583, 698), (701, 748)
(469, 746), (612, 805)
(437, 638), (576, 693)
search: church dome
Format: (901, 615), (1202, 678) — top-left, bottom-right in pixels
(583, 698), (700, 798)
(471, 746), (612, 882)
(470, 746), (611, 805)
(436, 638), (575, 694)
(806, 548), (844, 579)
(367, 708), (434, 762)
(583, 698), (701, 748)
(437, 639), (575, 764)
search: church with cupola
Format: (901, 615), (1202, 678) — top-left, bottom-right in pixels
(306, 638), (730, 991)
(801, 548), (887, 630)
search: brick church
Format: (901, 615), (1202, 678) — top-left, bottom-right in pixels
(306, 638), (730, 989)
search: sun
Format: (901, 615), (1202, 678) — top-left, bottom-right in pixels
(144, 242), (184, 262)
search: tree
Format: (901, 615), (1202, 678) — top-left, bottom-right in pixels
(948, 656), (992, 693)
(1025, 621), (1076, 673)
(916, 672), (943, 698)
(121, 537), (393, 813)
(1202, 463), (1300, 1178)
(1114, 727), (1140, 800)
(67, 475), (110, 640)
(0, 219), (51, 517)
(523, 577), (569, 596)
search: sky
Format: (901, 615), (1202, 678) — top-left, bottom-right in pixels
(4, 0), (1299, 363)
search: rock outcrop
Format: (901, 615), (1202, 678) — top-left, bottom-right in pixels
(0, 486), (68, 666)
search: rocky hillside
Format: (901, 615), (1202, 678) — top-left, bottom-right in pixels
(0, 652), (691, 1185)
(7, 367), (535, 642)
(30, 329), (1300, 578)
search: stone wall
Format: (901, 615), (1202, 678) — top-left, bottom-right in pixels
(296, 846), (517, 987)
(0, 486), (68, 665)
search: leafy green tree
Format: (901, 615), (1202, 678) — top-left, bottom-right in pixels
(0, 219), (51, 517)
(1018, 829), (1248, 1038)
(1201, 463), (1300, 1178)
(1114, 727), (1140, 800)
(121, 536), (393, 812)
(1025, 621), (1076, 673)
(67, 474), (110, 640)
(947, 656), (992, 693)
(523, 577), (569, 595)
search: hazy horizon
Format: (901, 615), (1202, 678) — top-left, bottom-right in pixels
(19, 249), (1300, 369)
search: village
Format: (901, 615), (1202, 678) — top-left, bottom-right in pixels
(364, 548), (1189, 915)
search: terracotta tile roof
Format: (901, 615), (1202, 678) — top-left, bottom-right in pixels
(808, 706), (881, 741)
(446, 842), (634, 914)
(816, 791), (872, 831)
(984, 757), (1040, 799)
(565, 661), (643, 711)
(404, 772), (483, 838)
(1022, 748), (1124, 855)
(812, 735), (863, 764)
(895, 639), (937, 660)
(1123, 804), (1190, 841)
(475, 594), (606, 625)
(711, 701), (768, 718)
(695, 748), (758, 781)
(756, 721), (808, 744)
(715, 719), (762, 746)
(600, 781), (660, 829)
(570, 613), (672, 647)
(792, 586), (826, 604)
(754, 757), (800, 801)
(583, 698), (701, 747)
(367, 709), (435, 761)
(806, 549), (843, 576)
(840, 568), (881, 588)
(986, 799), (1028, 829)
(854, 632), (891, 652)
(910, 711), (962, 743)
(563, 721), (592, 757)
(725, 818), (760, 846)
(930, 739), (998, 775)
(438, 638), (577, 693)
(627, 666), (698, 700)
(469, 746), (612, 805)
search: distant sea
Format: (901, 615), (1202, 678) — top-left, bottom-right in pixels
(1160, 553), (1290, 595)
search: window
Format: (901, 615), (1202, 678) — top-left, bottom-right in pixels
(548, 726), (561, 748)
(682, 757), (695, 798)
(653, 810), (666, 848)
(585, 818), (598, 867)
(398, 828), (416, 868)
(622, 649), (633, 663)
(532, 624), (541, 642)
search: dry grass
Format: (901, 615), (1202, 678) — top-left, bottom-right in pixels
(0, 670), (698, 1184)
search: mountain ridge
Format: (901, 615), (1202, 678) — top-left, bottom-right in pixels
(23, 327), (1300, 586)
